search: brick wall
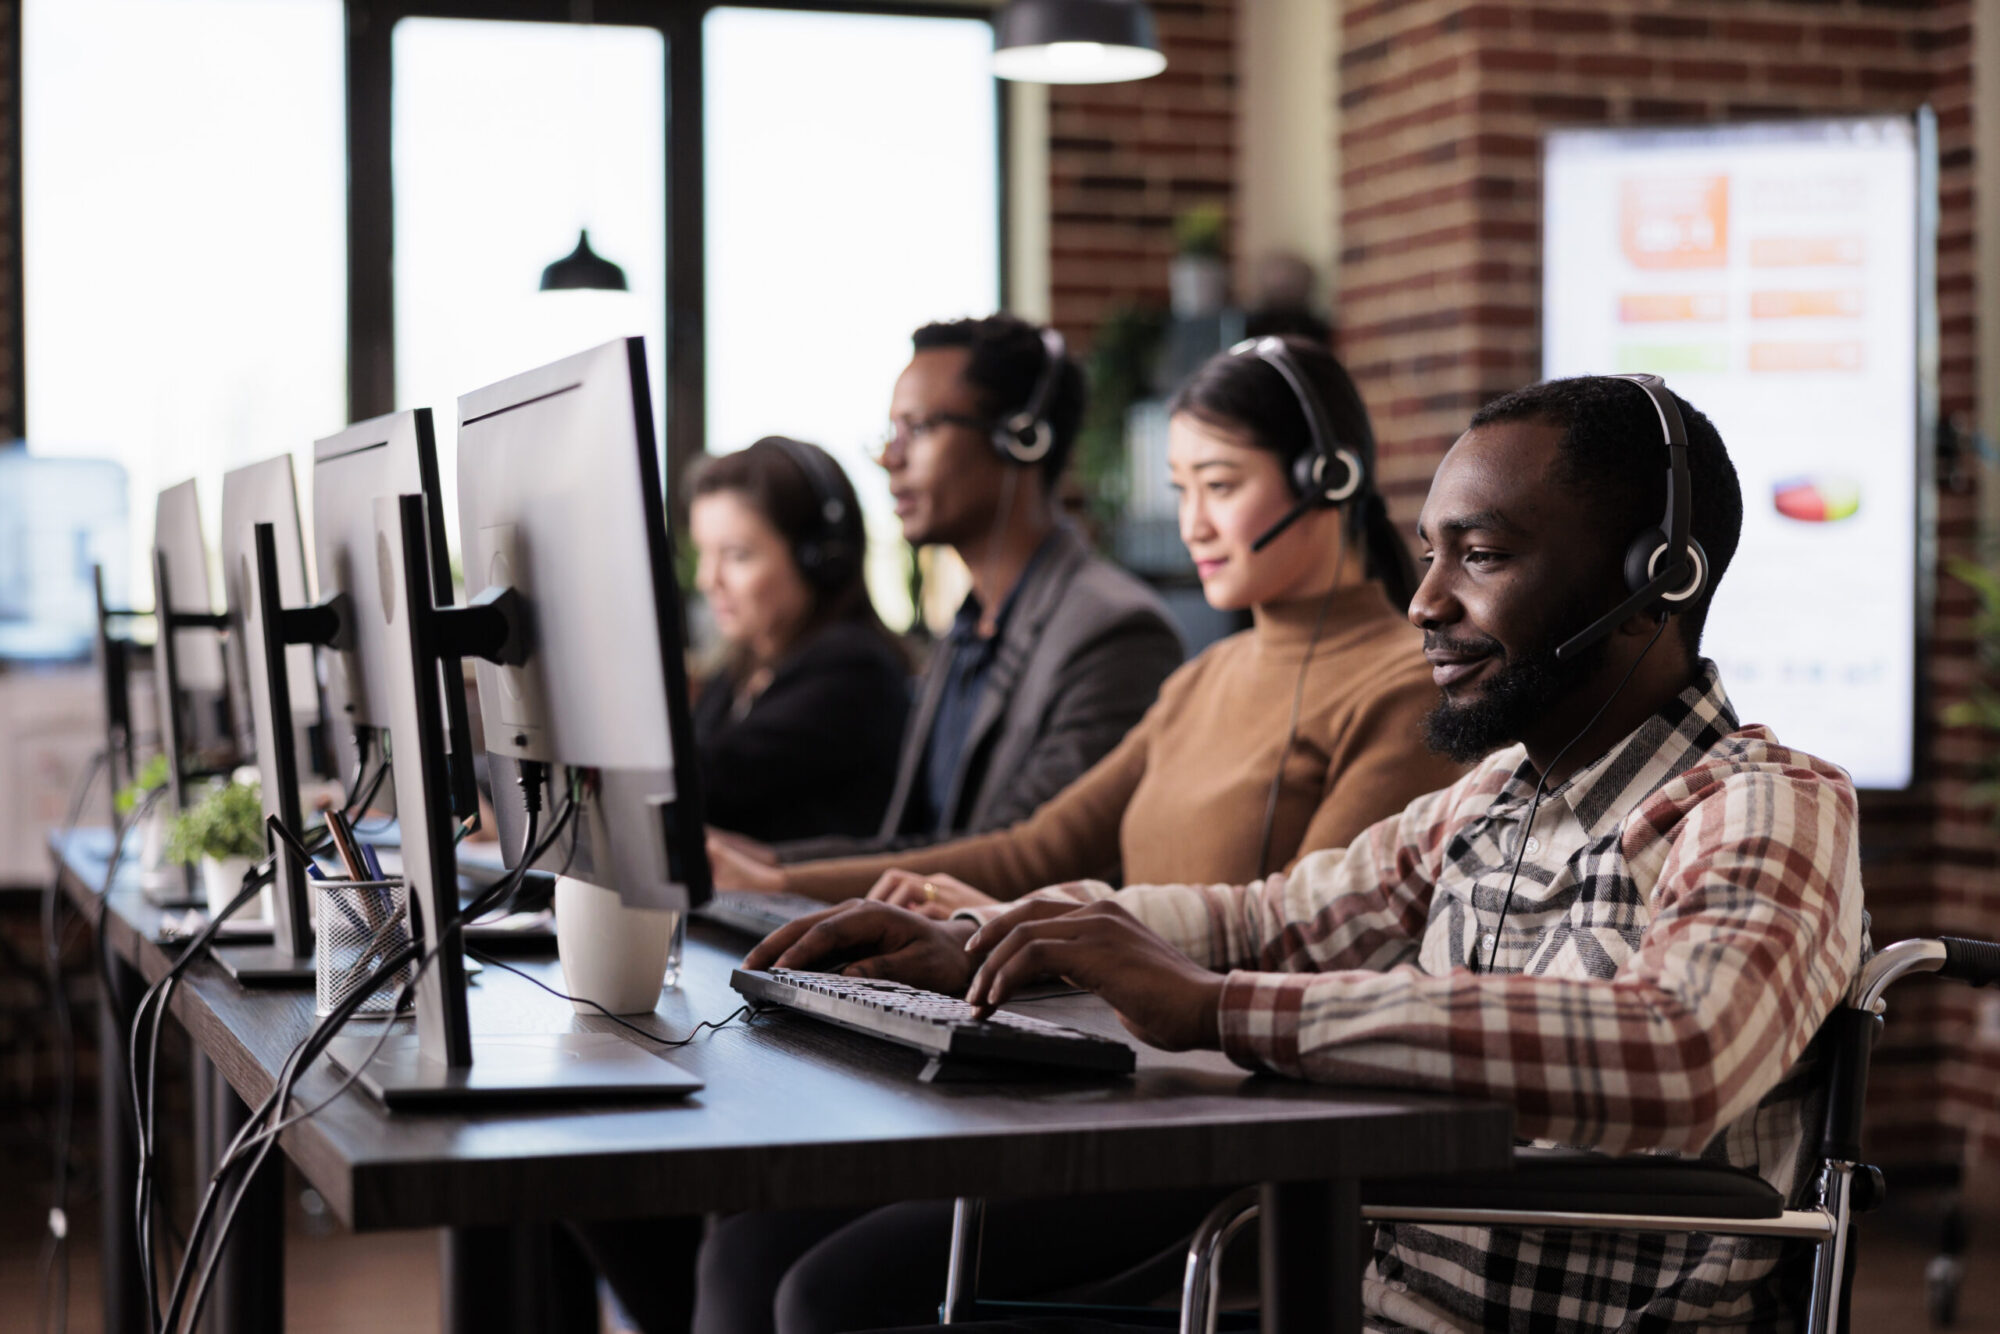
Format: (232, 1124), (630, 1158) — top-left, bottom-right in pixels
(1336, 0), (1994, 1160)
(1046, 0), (1238, 345)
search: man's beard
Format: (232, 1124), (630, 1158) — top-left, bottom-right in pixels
(1422, 613), (1609, 764)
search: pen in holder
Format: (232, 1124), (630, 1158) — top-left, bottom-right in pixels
(313, 877), (414, 1018)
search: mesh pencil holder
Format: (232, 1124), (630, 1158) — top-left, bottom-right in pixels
(313, 878), (415, 1018)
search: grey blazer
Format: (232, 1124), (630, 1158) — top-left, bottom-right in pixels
(777, 523), (1182, 861)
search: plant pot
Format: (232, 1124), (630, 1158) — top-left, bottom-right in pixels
(1170, 254), (1228, 318)
(200, 855), (265, 921)
(139, 809), (176, 890)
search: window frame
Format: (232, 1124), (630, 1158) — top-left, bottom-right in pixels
(343, 0), (1007, 500)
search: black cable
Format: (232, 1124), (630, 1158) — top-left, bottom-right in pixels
(167, 789), (580, 1333)
(1477, 616), (1670, 975)
(123, 854), (278, 1331)
(1253, 540), (1349, 880)
(467, 948), (753, 1049)
(38, 749), (107, 1334)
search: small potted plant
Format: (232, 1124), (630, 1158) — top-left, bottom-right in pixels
(115, 753), (173, 881)
(166, 776), (266, 918)
(1171, 203), (1229, 318)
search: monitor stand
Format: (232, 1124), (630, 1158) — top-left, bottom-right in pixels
(210, 946), (317, 987)
(327, 494), (700, 1108)
(325, 1031), (702, 1109)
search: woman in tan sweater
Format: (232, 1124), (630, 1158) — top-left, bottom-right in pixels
(709, 335), (1462, 922)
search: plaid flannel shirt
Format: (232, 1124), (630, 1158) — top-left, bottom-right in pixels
(981, 663), (1865, 1331)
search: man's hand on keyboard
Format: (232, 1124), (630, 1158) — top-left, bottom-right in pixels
(964, 899), (1224, 1052)
(744, 901), (980, 997)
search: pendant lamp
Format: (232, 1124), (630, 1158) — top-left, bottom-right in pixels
(993, 0), (1166, 85)
(539, 229), (628, 292)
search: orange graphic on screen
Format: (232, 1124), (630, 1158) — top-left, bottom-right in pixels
(1751, 290), (1864, 319)
(1619, 293), (1726, 323)
(1749, 341), (1863, 372)
(1621, 176), (1729, 269)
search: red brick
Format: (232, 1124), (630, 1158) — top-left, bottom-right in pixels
(1631, 14), (1708, 39)
(1527, 7), (1613, 34)
(1574, 53), (1653, 79)
(1665, 58), (1752, 83)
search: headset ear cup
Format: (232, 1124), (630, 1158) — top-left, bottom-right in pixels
(1624, 531), (1708, 609)
(1623, 529), (1666, 597)
(1322, 449), (1363, 505)
(1292, 449), (1364, 506)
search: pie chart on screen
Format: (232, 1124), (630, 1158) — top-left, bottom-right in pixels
(1772, 475), (1861, 523)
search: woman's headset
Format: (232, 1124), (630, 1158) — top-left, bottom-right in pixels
(758, 436), (859, 591)
(1227, 336), (1368, 551)
(1551, 372), (1709, 661)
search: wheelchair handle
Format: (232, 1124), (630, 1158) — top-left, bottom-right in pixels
(1939, 937), (2000, 988)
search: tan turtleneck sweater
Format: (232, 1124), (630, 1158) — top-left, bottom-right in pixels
(784, 582), (1464, 902)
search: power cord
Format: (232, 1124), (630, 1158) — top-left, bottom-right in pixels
(164, 785), (580, 1333)
(1253, 540), (1348, 880)
(39, 749), (107, 1334)
(1477, 616), (1670, 975)
(466, 947), (754, 1049)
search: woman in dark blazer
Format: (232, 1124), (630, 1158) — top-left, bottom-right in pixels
(688, 437), (908, 843)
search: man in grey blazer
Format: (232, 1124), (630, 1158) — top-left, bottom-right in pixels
(710, 313), (1182, 873)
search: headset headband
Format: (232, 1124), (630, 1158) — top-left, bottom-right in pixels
(1551, 373), (1702, 662)
(1228, 336), (1368, 552)
(996, 327), (1068, 465)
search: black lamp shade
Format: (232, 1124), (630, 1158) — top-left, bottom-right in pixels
(540, 229), (629, 293)
(994, 0), (1166, 84)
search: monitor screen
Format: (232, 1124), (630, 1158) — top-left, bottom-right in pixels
(1542, 115), (1930, 790)
(0, 451), (128, 661)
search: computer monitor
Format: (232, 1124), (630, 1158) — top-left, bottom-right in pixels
(460, 339), (711, 914)
(326, 338), (708, 1105)
(216, 455), (330, 984)
(152, 479), (231, 751)
(219, 456), (320, 748)
(310, 409), (475, 820)
(0, 452), (129, 662)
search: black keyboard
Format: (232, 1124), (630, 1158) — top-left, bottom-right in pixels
(731, 967), (1136, 1078)
(697, 890), (831, 938)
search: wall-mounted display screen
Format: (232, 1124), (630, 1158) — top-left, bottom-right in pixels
(1543, 115), (1932, 790)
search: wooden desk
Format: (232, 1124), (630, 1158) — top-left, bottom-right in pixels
(54, 831), (1514, 1333)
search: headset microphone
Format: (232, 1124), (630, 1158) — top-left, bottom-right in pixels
(1552, 373), (1708, 662)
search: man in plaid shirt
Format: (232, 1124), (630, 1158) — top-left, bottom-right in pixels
(750, 377), (1866, 1331)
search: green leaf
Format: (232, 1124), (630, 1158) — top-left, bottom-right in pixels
(165, 779), (265, 865)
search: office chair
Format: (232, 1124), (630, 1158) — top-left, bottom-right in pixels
(938, 936), (2000, 1334)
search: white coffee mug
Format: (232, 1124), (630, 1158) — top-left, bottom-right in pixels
(554, 875), (683, 1016)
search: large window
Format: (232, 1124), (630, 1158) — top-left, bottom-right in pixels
(393, 17), (668, 554)
(23, 0), (347, 602)
(23, 2), (1002, 628)
(704, 7), (1000, 627)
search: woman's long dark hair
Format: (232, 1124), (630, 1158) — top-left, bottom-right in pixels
(1167, 337), (1419, 610)
(687, 437), (904, 682)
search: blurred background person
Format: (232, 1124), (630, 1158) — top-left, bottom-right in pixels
(687, 436), (909, 843)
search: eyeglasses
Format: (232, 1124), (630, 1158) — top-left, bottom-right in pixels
(877, 413), (991, 453)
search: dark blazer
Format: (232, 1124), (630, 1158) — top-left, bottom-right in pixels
(778, 523), (1183, 861)
(694, 620), (909, 844)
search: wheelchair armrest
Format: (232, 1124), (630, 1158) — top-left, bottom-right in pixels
(1361, 1146), (1784, 1220)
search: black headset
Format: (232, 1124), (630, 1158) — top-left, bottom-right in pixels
(1228, 336), (1368, 552)
(1551, 372), (1708, 662)
(990, 327), (1069, 465)
(759, 436), (859, 590)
